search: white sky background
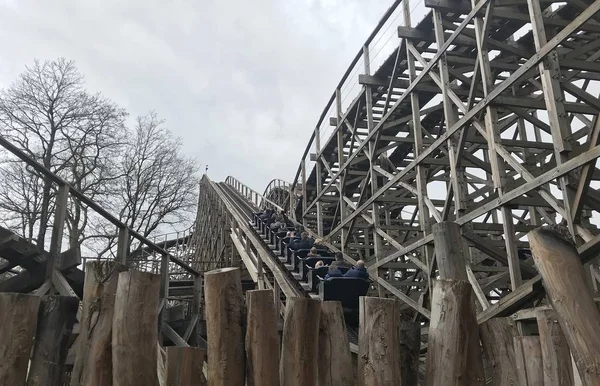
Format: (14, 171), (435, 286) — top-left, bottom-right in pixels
(0, 0), (403, 192)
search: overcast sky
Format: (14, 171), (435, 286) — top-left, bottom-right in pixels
(0, 0), (398, 192)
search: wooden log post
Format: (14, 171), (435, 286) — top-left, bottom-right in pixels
(358, 297), (401, 386)
(432, 222), (485, 385)
(529, 227), (600, 384)
(426, 280), (484, 386)
(165, 347), (206, 386)
(514, 336), (544, 386)
(27, 295), (79, 386)
(245, 289), (280, 386)
(0, 293), (41, 386)
(479, 318), (520, 386)
(71, 261), (128, 386)
(280, 297), (321, 386)
(204, 267), (245, 386)
(112, 270), (161, 386)
(318, 301), (354, 386)
(537, 309), (574, 386)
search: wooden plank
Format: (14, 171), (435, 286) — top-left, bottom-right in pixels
(204, 267), (245, 386)
(112, 270), (161, 386)
(433, 222), (468, 281)
(165, 347), (205, 386)
(514, 336), (544, 386)
(246, 290), (280, 386)
(27, 296), (79, 386)
(281, 297), (321, 386)
(529, 228), (600, 385)
(479, 318), (520, 386)
(536, 309), (574, 386)
(0, 293), (40, 386)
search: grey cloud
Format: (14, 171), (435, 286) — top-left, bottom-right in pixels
(0, 0), (391, 191)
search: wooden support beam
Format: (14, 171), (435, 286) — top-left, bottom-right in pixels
(71, 261), (128, 386)
(165, 347), (205, 386)
(204, 267), (245, 386)
(536, 309), (574, 385)
(27, 296), (78, 386)
(358, 297), (402, 386)
(317, 301), (354, 386)
(433, 221), (468, 281)
(426, 280), (484, 385)
(280, 297), (321, 386)
(479, 318), (520, 386)
(0, 293), (40, 385)
(246, 290), (280, 386)
(529, 227), (600, 385)
(112, 270), (161, 386)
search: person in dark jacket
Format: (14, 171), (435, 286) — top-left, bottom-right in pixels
(290, 232), (313, 251)
(343, 260), (369, 279)
(328, 252), (353, 271)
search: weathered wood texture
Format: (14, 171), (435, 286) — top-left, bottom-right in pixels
(27, 295), (79, 386)
(433, 221), (468, 281)
(112, 270), (161, 386)
(71, 261), (128, 386)
(166, 347), (206, 386)
(514, 336), (544, 386)
(245, 289), (280, 386)
(398, 321), (420, 386)
(537, 309), (574, 386)
(426, 280), (484, 386)
(318, 301), (354, 386)
(204, 267), (245, 386)
(0, 293), (40, 386)
(479, 318), (520, 386)
(529, 227), (600, 384)
(358, 297), (402, 386)
(280, 297), (321, 386)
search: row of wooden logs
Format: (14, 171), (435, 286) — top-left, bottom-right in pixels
(0, 262), (204, 386)
(205, 224), (600, 386)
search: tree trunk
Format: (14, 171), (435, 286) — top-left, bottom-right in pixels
(112, 270), (161, 386)
(71, 261), (127, 386)
(280, 297), (321, 386)
(426, 279), (484, 386)
(479, 318), (520, 386)
(318, 301), (354, 386)
(358, 297), (402, 386)
(204, 267), (245, 386)
(165, 347), (206, 386)
(27, 295), (79, 386)
(529, 227), (600, 384)
(0, 293), (40, 386)
(245, 289), (279, 386)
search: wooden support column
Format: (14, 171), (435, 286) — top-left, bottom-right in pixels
(358, 297), (402, 386)
(426, 280), (484, 386)
(514, 336), (544, 386)
(318, 301), (354, 386)
(204, 267), (245, 386)
(536, 309), (574, 385)
(71, 261), (128, 386)
(246, 290), (280, 386)
(0, 293), (40, 386)
(479, 318), (520, 386)
(529, 228), (600, 385)
(280, 297), (321, 386)
(28, 295), (79, 386)
(165, 347), (205, 386)
(432, 221), (468, 281)
(112, 270), (161, 386)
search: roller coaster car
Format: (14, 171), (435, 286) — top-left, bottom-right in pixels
(298, 256), (335, 281)
(307, 266), (349, 292)
(292, 249), (331, 271)
(318, 277), (370, 326)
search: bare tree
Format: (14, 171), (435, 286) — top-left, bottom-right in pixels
(0, 58), (128, 248)
(87, 112), (199, 257)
